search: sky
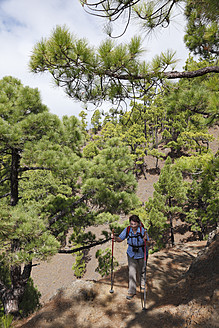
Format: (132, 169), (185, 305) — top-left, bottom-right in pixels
(0, 0), (189, 121)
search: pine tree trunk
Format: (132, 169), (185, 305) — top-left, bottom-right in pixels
(1, 263), (32, 315)
(2, 291), (20, 315)
(10, 148), (20, 206)
(155, 126), (158, 149)
(2, 144), (32, 315)
(155, 157), (159, 170)
(169, 198), (175, 246)
(144, 119), (147, 140)
(170, 214), (174, 247)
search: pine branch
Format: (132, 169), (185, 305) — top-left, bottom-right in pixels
(48, 190), (95, 226)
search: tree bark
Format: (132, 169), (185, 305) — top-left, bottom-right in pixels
(2, 291), (20, 315)
(10, 148), (20, 206)
(165, 66), (219, 79)
(108, 66), (219, 81)
(169, 198), (175, 247)
(0, 263), (32, 315)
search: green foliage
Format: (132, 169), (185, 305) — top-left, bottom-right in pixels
(72, 251), (86, 278)
(70, 226), (98, 246)
(95, 213), (120, 225)
(147, 149), (166, 169)
(81, 0), (218, 62)
(177, 131), (214, 154)
(162, 58), (218, 155)
(184, 0), (219, 58)
(6, 3), (218, 311)
(0, 204), (60, 265)
(145, 195), (169, 249)
(145, 157), (188, 247)
(29, 0), (218, 116)
(82, 141), (99, 159)
(151, 50), (178, 72)
(0, 76), (140, 313)
(81, 137), (140, 214)
(109, 220), (129, 236)
(0, 261), (41, 318)
(79, 110), (88, 138)
(173, 152), (218, 239)
(186, 154), (218, 237)
(154, 157), (188, 203)
(94, 122), (122, 143)
(29, 25), (183, 107)
(19, 278), (41, 317)
(70, 228), (96, 279)
(91, 109), (102, 133)
(0, 314), (13, 328)
(95, 248), (119, 277)
(185, 209), (201, 233)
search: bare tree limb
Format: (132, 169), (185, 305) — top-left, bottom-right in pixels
(165, 66), (219, 79)
(106, 66), (219, 81)
(19, 166), (50, 172)
(0, 177), (10, 184)
(0, 193), (10, 199)
(58, 237), (111, 253)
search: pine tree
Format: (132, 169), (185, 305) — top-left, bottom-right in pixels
(0, 77), (140, 314)
(146, 157), (188, 246)
(91, 109), (102, 134)
(184, 0), (219, 59)
(176, 153), (218, 239)
(0, 76), (64, 314)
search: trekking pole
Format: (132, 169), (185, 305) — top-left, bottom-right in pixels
(109, 229), (114, 293)
(142, 239), (147, 311)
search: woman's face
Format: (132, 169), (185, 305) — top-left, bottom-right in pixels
(130, 220), (139, 232)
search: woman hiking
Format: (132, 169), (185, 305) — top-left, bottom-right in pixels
(112, 214), (150, 300)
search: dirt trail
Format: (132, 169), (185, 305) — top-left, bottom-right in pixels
(15, 239), (219, 328)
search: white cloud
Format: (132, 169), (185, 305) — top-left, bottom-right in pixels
(0, 0), (189, 119)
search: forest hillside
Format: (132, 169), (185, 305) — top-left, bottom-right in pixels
(1, 1), (218, 325)
(21, 126), (217, 305)
(13, 127), (218, 328)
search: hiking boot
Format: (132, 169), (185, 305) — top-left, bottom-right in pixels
(126, 294), (136, 300)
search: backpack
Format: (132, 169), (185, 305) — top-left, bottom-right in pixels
(125, 221), (144, 239)
(125, 222), (146, 253)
